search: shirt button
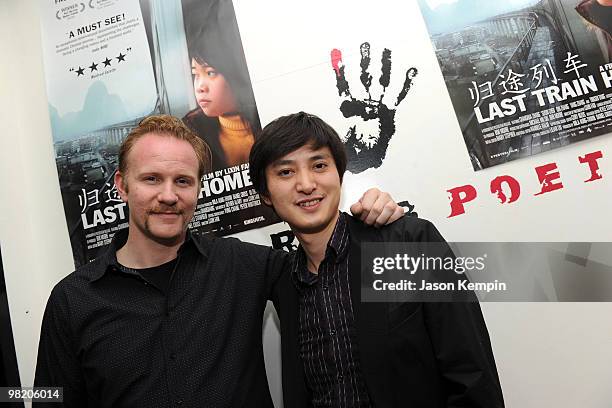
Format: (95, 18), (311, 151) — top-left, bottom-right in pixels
(176, 400), (183, 406)
(322, 285), (329, 291)
(330, 329), (336, 336)
(338, 374), (344, 381)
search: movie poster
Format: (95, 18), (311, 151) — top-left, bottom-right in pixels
(417, 0), (612, 170)
(38, 0), (278, 266)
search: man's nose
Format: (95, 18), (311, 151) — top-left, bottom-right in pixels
(158, 182), (179, 205)
(296, 171), (316, 194)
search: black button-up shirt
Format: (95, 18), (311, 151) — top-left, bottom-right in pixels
(34, 229), (287, 407)
(293, 213), (372, 408)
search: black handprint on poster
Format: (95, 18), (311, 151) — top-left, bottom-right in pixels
(331, 42), (418, 173)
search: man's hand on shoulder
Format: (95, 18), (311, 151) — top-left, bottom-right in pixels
(350, 188), (404, 227)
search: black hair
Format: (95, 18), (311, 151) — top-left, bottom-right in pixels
(182, 0), (260, 132)
(249, 112), (347, 195)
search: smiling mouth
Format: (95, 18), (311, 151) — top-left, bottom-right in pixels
(297, 198), (322, 208)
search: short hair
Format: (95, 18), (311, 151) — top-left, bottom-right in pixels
(119, 114), (212, 180)
(249, 112), (347, 195)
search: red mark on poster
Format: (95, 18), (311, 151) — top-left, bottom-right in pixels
(330, 49), (342, 76)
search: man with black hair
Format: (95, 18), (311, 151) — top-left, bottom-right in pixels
(250, 112), (505, 408)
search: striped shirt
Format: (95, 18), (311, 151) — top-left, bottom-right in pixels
(292, 213), (372, 408)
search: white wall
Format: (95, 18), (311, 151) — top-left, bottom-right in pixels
(1, 1), (612, 407)
(0, 0), (76, 392)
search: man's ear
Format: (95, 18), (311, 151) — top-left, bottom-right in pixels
(114, 170), (128, 202)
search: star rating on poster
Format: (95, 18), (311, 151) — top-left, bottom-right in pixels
(68, 47), (132, 78)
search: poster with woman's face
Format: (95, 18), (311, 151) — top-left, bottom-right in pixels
(38, 0), (278, 267)
(178, 0), (280, 237)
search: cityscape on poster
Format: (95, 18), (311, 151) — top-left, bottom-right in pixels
(417, 0), (612, 171)
(38, 0), (278, 266)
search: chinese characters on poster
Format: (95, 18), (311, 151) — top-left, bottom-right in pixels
(418, 0), (612, 170)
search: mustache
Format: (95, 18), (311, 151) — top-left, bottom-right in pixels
(149, 206), (182, 214)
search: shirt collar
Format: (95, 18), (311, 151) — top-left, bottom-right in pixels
(88, 228), (209, 282)
(291, 212), (350, 288)
(328, 212), (349, 260)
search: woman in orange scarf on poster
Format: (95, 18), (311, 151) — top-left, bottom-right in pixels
(182, 0), (261, 171)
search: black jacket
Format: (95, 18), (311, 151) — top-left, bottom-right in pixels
(273, 215), (504, 408)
